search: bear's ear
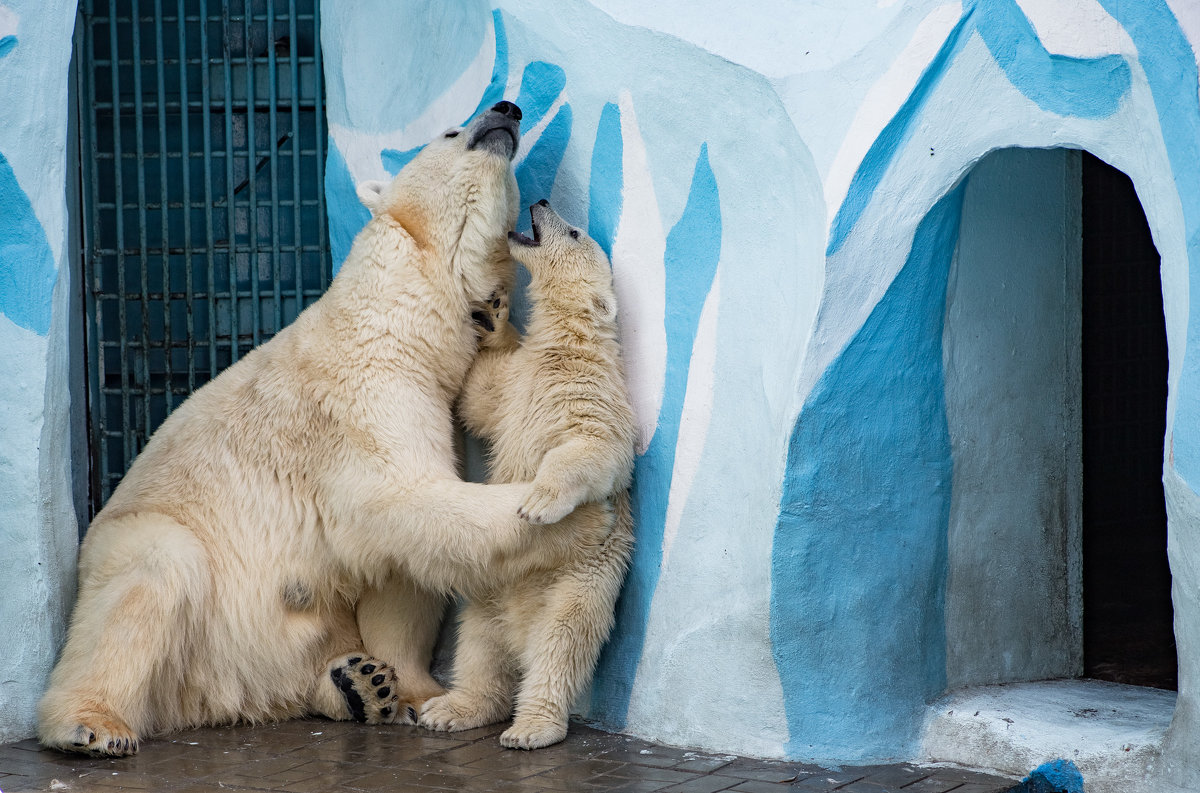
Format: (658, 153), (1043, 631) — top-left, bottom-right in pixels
(593, 295), (617, 323)
(356, 180), (388, 214)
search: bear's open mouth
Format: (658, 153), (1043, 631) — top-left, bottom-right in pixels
(508, 207), (541, 247)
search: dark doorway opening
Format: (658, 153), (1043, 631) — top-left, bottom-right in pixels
(1081, 151), (1176, 690)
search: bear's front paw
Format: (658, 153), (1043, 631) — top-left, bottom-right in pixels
(419, 692), (508, 733)
(41, 712), (139, 757)
(500, 716), (568, 750)
(517, 484), (577, 526)
(328, 654), (402, 724)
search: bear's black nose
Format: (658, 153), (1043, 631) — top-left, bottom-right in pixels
(491, 101), (521, 121)
(536, 199), (549, 207)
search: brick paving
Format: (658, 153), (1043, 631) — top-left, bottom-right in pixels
(0, 719), (1016, 793)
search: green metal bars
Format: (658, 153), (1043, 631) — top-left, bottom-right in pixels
(77, 0), (332, 513)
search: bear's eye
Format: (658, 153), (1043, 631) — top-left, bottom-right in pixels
(444, 130), (460, 139)
(569, 228), (580, 239)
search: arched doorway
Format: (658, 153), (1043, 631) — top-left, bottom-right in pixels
(943, 146), (1175, 692)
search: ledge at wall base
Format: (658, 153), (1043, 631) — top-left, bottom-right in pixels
(921, 679), (1177, 793)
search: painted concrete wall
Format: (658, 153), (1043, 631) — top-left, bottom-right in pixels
(320, 1), (1200, 785)
(2, 3), (1198, 791)
(943, 146), (1083, 690)
(0, 0), (81, 741)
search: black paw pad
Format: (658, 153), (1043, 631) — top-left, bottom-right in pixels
(472, 309), (495, 332)
(330, 654), (397, 724)
(332, 667), (368, 722)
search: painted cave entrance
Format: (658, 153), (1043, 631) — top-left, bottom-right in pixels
(943, 147), (1174, 692)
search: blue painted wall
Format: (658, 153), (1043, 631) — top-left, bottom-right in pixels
(0, 0), (1194, 777)
(318, 1), (1200, 772)
(773, 184), (962, 759)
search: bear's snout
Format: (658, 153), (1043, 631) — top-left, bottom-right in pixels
(467, 102), (522, 159)
(491, 101), (522, 121)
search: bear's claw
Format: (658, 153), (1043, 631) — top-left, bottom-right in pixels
(500, 717), (568, 750)
(42, 714), (139, 757)
(517, 484), (576, 526)
(328, 654), (402, 724)
(471, 289), (510, 347)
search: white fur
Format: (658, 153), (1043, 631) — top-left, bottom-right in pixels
(421, 203), (636, 749)
(38, 108), (607, 757)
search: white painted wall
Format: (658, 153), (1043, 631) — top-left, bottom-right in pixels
(0, 0), (80, 741)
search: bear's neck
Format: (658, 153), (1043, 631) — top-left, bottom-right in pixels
(525, 290), (618, 352)
(320, 216), (475, 383)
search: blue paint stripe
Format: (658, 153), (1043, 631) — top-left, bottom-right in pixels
(0, 153), (56, 335)
(974, 0), (1130, 119)
(0, 36), (16, 59)
(323, 140), (371, 272)
(380, 10), (512, 179)
(381, 146), (420, 177)
(1094, 2), (1200, 485)
(516, 103), (572, 207)
(826, 9), (975, 257)
(470, 9), (509, 120)
(587, 103), (623, 258)
(591, 145), (722, 727)
(515, 61), (566, 130)
(771, 184), (963, 760)
(828, 1), (1132, 257)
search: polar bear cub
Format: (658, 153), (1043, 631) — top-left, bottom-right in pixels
(37, 103), (606, 757)
(420, 200), (636, 749)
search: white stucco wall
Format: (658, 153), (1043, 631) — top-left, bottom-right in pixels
(0, 0), (80, 741)
(319, 2), (1200, 786)
(3, 4), (1200, 791)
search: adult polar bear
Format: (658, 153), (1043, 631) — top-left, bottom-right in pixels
(39, 101), (598, 757)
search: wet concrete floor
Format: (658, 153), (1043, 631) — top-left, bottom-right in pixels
(0, 718), (1015, 793)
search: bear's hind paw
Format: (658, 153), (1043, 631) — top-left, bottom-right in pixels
(41, 712), (139, 757)
(500, 717), (568, 750)
(328, 654), (402, 724)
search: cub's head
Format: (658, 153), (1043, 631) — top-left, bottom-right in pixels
(508, 200), (617, 323)
(355, 101), (522, 298)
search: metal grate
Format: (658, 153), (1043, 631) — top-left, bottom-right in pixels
(76, 0), (332, 513)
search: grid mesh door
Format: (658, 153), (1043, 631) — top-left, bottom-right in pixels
(1081, 151), (1174, 689)
(77, 0), (332, 512)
